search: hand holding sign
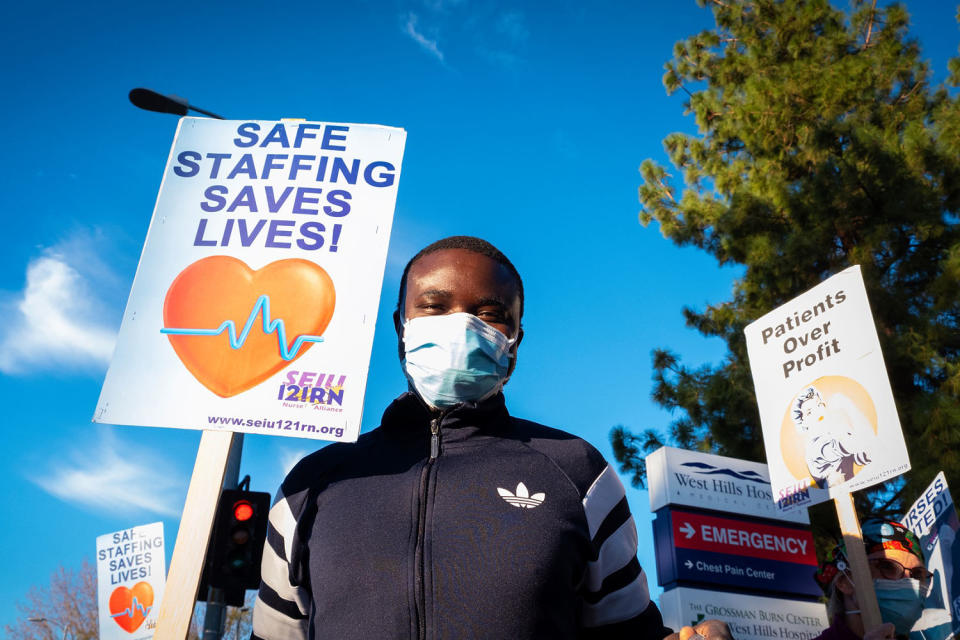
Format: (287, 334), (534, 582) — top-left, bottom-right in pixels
(665, 619), (735, 640)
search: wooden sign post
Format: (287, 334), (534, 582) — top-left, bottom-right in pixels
(154, 431), (241, 639)
(835, 492), (883, 631)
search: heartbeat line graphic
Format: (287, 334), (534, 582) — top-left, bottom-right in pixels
(161, 294), (324, 360)
(111, 596), (152, 619)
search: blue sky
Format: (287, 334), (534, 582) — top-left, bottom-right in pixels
(1, 0), (957, 632)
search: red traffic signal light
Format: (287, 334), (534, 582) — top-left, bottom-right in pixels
(233, 500), (254, 522)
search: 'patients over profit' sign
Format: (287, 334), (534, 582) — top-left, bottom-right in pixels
(744, 266), (910, 508)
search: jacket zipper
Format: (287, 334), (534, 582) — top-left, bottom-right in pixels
(415, 416), (441, 640)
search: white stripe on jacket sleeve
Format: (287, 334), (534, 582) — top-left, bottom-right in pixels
(584, 517), (639, 592)
(583, 464), (626, 538)
(251, 494), (310, 640)
(252, 599), (309, 640)
(581, 574), (652, 627)
(580, 464), (651, 628)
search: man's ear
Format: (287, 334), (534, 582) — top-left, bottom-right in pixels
(835, 574), (855, 596)
(836, 574), (859, 610)
(506, 326), (524, 378)
(394, 309), (404, 361)
(513, 327), (524, 352)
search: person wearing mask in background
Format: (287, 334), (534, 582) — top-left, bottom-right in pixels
(251, 236), (732, 640)
(814, 520), (933, 640)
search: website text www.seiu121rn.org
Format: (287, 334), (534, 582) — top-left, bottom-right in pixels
(207, 415), (344, 438)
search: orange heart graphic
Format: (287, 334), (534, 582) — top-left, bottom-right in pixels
(163, 256), (336, 397)
(109, 581), (154, 633)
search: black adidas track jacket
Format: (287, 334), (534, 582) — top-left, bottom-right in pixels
(252, 392), (671, 640)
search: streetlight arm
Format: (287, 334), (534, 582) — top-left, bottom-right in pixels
(129, 88), (225, 119)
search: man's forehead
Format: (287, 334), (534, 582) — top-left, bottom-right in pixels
(408, 249), (516, 289)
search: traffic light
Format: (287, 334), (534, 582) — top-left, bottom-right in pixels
(200, 488), (270, 605)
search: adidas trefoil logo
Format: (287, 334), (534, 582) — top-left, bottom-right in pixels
(497, 482), (545, 509)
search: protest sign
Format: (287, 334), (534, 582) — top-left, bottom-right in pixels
(647, 446), (813, 523)
(94, 118), (406, 442)
(96, 522), (166, 640)
(744, 265), (910, 510)
(653, 509), (820, 597)
(903, 472), (960, 640)
(659, 586), (828, 640)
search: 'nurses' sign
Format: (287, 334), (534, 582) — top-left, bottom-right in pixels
(95, 118), (406, 442)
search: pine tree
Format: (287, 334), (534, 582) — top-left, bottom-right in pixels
(612, 0), (960, 520)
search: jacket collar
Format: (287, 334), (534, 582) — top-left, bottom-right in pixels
(379, 391), (511, 440)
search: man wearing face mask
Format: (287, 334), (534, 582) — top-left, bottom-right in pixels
(251, 236), (682, 640)
(814, 520), (933, 640)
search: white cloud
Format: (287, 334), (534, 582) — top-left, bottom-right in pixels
(399, 4), (528, 68)
(0, 232), (121, 374)
(32, 429), (185, 518)
(403, 12), (445, 62)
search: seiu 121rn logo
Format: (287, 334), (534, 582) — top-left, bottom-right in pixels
(278, 370), (346, 410)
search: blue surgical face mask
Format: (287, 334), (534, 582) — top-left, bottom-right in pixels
(401, 312), (517, 409)
(874, 578), (928, 636)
